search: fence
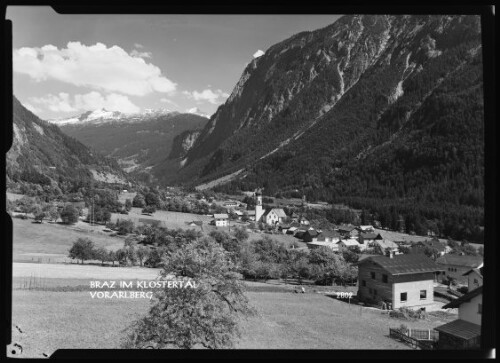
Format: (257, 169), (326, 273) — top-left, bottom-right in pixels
(389, 328), (438, 350)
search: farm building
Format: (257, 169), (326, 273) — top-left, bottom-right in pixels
(356, 253), (443, 310)
(435, 286), (482, 349)
(435, 255), (483, 284)
(213, 213), (229, 227)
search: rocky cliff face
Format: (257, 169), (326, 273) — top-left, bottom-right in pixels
(172, 14), (481, 185)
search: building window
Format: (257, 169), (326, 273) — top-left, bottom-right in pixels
(400, 292), (407, 302)
(368, 288), (372, 294)
(420, 290), (427, 300)
(478, 304), (482, 314)
(382, 274), (388, 283)
(374, 289), (377, 296)
(370, 272), (375, 279)
(362, 280), (366, 287)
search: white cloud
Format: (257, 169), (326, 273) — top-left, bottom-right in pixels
(29, 91), (140, 114)
(30, 92), (77, 113)
(134, 43), (144, 49)
(131, 49), (152, 58)
(253, 49), (265, 58)
(13, 42), (176, 96)
(183, 88), (230, 105)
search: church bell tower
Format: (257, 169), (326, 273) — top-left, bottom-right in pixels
(255, 188), (264, 222)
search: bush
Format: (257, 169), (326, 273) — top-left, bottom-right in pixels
(389, 307), (428, 321)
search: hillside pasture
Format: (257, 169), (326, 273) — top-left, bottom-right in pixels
(12, 218), (124, 263)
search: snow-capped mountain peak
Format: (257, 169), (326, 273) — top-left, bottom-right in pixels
(47, 108), (176, 126)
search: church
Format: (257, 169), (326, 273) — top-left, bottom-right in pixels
(254, 189), (287, 226)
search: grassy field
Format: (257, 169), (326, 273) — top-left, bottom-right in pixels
(12, 218), (125, 263)
(10, 283), (457, 357)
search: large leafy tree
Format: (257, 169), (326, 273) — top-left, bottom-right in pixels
(122, 237), (255, 349)
(68, 238), (95, 264)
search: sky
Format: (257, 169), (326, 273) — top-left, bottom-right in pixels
(6, 7), (342, 119)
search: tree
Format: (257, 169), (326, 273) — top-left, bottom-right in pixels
(142, 205), (156, 215)
(108, 250), (118, 266)
(116, 248), (128, 265)
(34, 211), (46, 223)
(68, 238), (95, 264)
(133, 193), (146, 208)
(233, 226), (249, 242)
(136, 246), (150, 267)
(47, 205), (60, 222)
(145, 192), (161, 207)
(125, 199), (133, 211)
(117, 220), (135, 235)
(60, 204), (79, 224)
(94, 246), (109, 265)
(122, 237), (255, 349)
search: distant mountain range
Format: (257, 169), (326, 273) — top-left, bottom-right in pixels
(7, 97), (130, 193)
(47, 107), (176, 126)
(53, 108), (209, 184)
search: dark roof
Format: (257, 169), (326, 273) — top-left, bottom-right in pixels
(436, 254), (483, 268)
(434, 319), (481, 340)
(357, 254), (443, 275)
(462, 267), (483, 278)
(415, 240), (447, 252)
(338, 225), (356, 232)
(443, 286), (483, 309)
(360, 232), (379, 239)
(320, 230), (340, 238)
(304, 229), (319, 237)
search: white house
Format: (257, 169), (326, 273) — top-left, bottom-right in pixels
(213, 213), (229, 227)
(435, 286), (482, 349)
(263, 208), (287, 226)
(372, 239), (399, 254)
(338, 238), (361, 250)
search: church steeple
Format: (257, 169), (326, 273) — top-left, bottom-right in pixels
(255, 188), (264, 222)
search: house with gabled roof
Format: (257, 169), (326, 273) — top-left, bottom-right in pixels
(462, 266), (483, 291)
(262, 208), (287, 226)
(337, 224), (358, 238)
(359, 232), (383, 247)
(435, 255), (483, 284)
(338, 238), (362, 251)
(213, 213), (229, 227)
(312, 230), (341, 243)
(435, 286), (482, 349)
(372, 239), (399, 254)
(356, 254), (444, 310)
